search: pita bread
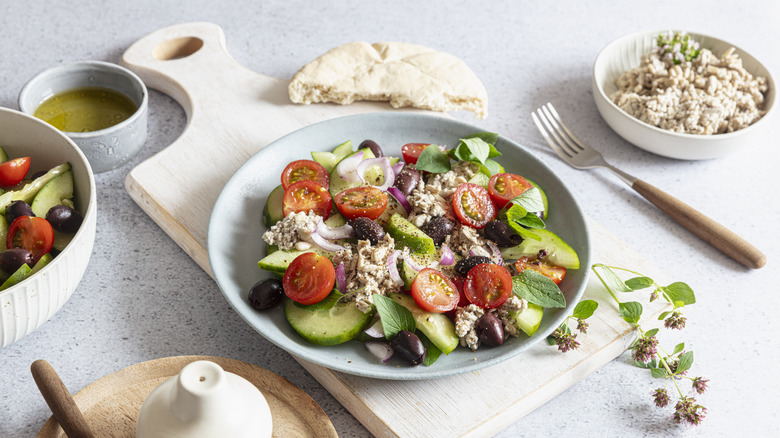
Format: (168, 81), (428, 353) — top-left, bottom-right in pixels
(288, 41), (488, 119)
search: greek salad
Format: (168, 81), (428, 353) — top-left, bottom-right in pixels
(0, 147), (82, 291)
(252, 133), (579, 367)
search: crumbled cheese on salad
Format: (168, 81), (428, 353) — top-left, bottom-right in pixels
(496, 296), (527, 338)
(445, 225), (488, 257)
(407, 161), (479, 227)
(332, 233), (401, 313)
(455, 304), (485, 351)
(262, 210), (321, 250)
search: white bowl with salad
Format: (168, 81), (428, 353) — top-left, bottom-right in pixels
(0, 107), (96, 348)
(208, 112), (590, 380)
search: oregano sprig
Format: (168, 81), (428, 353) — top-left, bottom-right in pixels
(549, 263), (708, 426)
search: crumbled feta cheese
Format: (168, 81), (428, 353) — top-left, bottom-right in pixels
(455, 304), (485, 351)
(445, 225), (487, 258)
(407, 161), (479, 227)
(332, 233), (401, 313)
(262, 211), (322, 250)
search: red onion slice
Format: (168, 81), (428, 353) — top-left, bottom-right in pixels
(387, 250), (404, 287)
(365, 341), (394, 363)
(335, 262), (346, 292)
(316, 221), (353, 240)
(439, 244), (454, 265)
(356, 157), (395, 191)
(392, 161), (405, 176)
(487, 241), (504, 266)
(335, 150), (366, 183)
(310, 231), (347, 252)
(402, 247), (425, 272)
(387, 187), (412, 214)
(363, 319), (385, 339)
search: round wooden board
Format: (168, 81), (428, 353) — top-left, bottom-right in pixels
(38, 355), (338, 438)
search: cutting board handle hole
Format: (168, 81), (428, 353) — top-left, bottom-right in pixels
(152, 37), (204, 61)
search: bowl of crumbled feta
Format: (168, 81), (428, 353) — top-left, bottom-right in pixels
(593, 30), (775, 160)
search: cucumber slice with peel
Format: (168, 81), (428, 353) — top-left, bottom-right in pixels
(500, 229), (579, 269)
(31, 170), (74, 218)
(258, 247), (335, 274)
(262, 184), (285, 227)
(511, 302), (544, 337)
(0, 163), (71, 215)
(389, 293), (458, 354)
(284, 297), (373, 346)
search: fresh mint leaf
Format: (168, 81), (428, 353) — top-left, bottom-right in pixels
(676, 351), (694, 373)
(415, 144), (451, 173)
(672, 342), (685, 355)
(618, 301), (643, 324)
(465, 131), (499, 149)
(651, 367), (669, 378)
(512, 270), (566, 308)
(571, 299), (599, 319)
(645, 328), (659, 337)
(373, 294), (415, 339)
(296, 290), (344, 311)
(459, 137), (491, 164)
(513, 213), (545, 229)
(507, 221), (542, 241)
(509, 187), (545, 214)
(658, 311), (672, 321)
(625, 276), (654, 290)
(662, 282), (695, 307)
(593, 264), (632, 292)
(418, 332), (442, 366)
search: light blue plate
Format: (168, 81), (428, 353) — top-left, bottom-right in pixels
(208, 112), (591, 380)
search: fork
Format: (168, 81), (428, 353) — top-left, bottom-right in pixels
(532, 103), (766, 269)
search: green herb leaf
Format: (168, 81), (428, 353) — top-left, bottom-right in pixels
(672, 342), (685, 355)
(512, 270), (566, 308)
(662, 282), (696, 307)
(415, 144), (451, 173)
(618, 301), (643, 324)
(297, 289), (344, 311)
(645, 328), (659, 338)
(571, 299), (599, 319)
(593, 264), (632, 292)
(625, 276), (654, 290)
(418, 332), (442, 366)
(465, 131), (499, 149)
(507, 221), (542, 241)
(508, 187), (545, 214)
(676, 351), (694, 373)
(373, 294), (416, 339)
(658, 311), (672, 321)
(651, 367), (669, 378)
(458, 137), (491, 164)
(483, 159), (503, 176)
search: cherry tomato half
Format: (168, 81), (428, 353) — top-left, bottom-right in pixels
(283, 252), (335, 305)
(334, 186), (388, 220)
(411, 268), (461, 313)
(282, 180), (332, 218)
(401, 143), (447, 165)
(281, 159), (329, 191)
(444, 275), (469, 319)
(515, 256), (566, 285)
(488, 173), (533, 209)
(0, 157), (31, 187)
(6, 215), (54, 263)
(464, 263), (513, 309)
(451, 183), (496, 229)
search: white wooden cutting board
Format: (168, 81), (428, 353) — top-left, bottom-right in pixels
(122, 22), (671, 437)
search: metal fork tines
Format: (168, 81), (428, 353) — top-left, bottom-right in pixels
(530, 102), (766, 269)
(531, 103), (635, 185)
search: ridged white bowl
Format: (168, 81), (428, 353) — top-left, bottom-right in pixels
(0, 107), (96, 348)
(593, 30), (776, 160)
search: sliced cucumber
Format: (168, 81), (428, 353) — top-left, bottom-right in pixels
(258, 247), (335, 274)
(500, 229), (579, 269)
(389, 293), (458, 354)
(511, 302), (544, 337)
(31, 170), (74, 218)
(375, 194), (408, 228)
(0, 163), (71, 214)
(29, 253), (53, 276)
(468, 172), (490, 188)
(386, 213), (435, 255)
(0, 215), (7, 248)
(311, 140), (355, 172)
(328, 149), (375, 198)
(52, 230), (74, 252)
(323, 213), (346, 228)
(0, 146), (9, 162)
(0, 263), (32, 291)
(284, 297), (373, 345)
(332, 140), (354, 158)
(401, 253), (439, 290)
(262, 184), (285, 227)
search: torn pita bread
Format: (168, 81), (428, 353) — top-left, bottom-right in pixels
(288, 41), (488, 119)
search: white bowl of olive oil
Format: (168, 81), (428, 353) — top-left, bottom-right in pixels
(18, 61), (148, 173)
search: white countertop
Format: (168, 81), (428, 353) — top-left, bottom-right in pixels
(1, 1), (778, 436)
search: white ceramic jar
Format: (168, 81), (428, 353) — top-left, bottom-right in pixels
(136, 360), (273, 438)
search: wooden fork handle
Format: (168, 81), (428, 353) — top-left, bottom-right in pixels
(632, 179), (766, 269)
(31, 360), (95, 438)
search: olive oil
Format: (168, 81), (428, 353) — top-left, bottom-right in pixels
(33, 87), (137, 132)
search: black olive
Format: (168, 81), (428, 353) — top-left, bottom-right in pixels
(390, 330), (425, 366)
(0, 248), (34, 274)
(6, 200), (34, 225)
(349, 217), (385, 245)
(248, 278), (284, 311)
(484, 220), (523, 248)
(454, 255), (493, 277)
(45, 205), (83, 234)
(475, 312), (505, 347)
(393, 166), (421, 197)
(420, 216), (456, 245)
(358, 139), (384, 157)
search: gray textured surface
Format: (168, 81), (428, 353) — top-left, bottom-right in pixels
(1, 1), (778, 436)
